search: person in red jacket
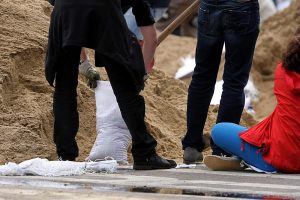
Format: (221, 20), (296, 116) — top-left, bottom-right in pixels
(204, 27), (300, 173)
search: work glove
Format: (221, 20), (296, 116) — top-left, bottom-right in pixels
(79, 59), (101, 89)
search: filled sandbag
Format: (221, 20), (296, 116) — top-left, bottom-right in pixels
(86, 81), (131, 164)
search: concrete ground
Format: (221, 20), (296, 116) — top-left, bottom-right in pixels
(0, 164), (299, 200)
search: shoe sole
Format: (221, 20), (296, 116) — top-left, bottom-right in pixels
(204, 155), (246, 171)
(134, 160), (177, 170)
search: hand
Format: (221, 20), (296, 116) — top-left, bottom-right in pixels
(79, 59), (101, 89)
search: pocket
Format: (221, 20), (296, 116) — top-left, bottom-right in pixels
(224, 10), (250, 34)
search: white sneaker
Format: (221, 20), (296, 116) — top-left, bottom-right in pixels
(204, 155), (247, 171)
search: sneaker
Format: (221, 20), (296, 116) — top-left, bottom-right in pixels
(204, 155), (246, 171)
(79, 59), (100, 89)
(183, 147), (203, 164)
(133, 154), (177, 170)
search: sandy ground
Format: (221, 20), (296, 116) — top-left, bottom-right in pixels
(0, 0), (299, 164)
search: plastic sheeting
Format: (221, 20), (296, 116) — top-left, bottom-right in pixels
(0, 158), (118, 176)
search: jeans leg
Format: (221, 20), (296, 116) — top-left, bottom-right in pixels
(211, 123), (276, 172)
(53, 46), (81, 160)
(212, 2), (260, 155)
(103, 58), (157, 159)
(218, 30), (259, 122)
(182, 1), (224, 151)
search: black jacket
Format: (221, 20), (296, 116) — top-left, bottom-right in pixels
(45, 0), (148, 91)
(49, 0), (155, 27)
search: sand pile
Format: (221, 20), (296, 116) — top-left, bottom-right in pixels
(1, 0), (292, 164)
(0, 0), (96, 164)
(251, 0), (300, 119)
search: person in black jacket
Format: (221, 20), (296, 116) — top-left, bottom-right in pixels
(46, 0), (176, 170)
(79, 0), (165, 87)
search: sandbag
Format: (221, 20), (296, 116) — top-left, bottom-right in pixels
(86, 81), (131, 164)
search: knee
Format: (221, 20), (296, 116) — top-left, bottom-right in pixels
(211, 123), (232, 146)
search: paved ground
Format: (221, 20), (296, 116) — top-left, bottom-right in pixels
(0, 164), (299, 200)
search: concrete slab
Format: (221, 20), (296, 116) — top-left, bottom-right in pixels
(0, 164), (299, 200)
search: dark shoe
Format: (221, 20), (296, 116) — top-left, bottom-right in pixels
(167, 159), (177, 168)
(204, 155), (246, 171)
(133, 154), (177, 170)
(183, 147), (203, 164)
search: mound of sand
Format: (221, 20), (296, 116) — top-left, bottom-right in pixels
(0, 0), (96, 163)
(251, 1), (300, 119)
(1, 0), (297, 164)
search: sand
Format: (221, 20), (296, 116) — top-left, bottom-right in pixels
(0, 0), (298, 164)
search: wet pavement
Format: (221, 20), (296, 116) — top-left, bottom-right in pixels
(0, 164), (299, 200)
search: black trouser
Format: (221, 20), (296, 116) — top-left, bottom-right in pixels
(53, 46), (157, 160)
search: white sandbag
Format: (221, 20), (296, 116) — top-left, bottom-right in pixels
(87, 81), (131, 164)
(0, 158), (118, 176)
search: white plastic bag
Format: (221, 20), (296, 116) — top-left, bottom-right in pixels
(0, 162), (24, 176)
(0, 158), (118, 176)
(87, 81), (131, 164)
(19, 158), (86, 176)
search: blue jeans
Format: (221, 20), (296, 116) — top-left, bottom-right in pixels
(211, 123), (276, 172)
(124, 8), (167, 40)
(182, 0), (260, 155)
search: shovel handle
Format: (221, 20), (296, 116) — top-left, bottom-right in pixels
(157, 0), (200, 46)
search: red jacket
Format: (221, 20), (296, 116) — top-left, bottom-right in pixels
(240, 63), (300, 173)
